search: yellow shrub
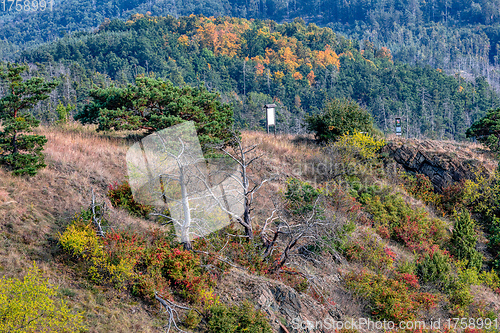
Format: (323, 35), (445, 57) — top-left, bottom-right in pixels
(85, 255), (134, 288)
(455, 260), (500, 290)
(462, 168), (500, 216)
(456, 260), (482, 286)
(59, 215), (134, 288)
(107, 258), (135, 289)
(479, 270), (500, 290)
(462, 178), (484, 206)
(335, 130), (385, 159)
(59, 217), (103, 259)
(198, 287), (220, 310)
(0, 263), (85, 333)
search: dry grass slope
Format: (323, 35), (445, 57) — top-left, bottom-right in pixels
(0, 123), (165, 332)
(1, 124), (499, 332)
(0, 126), (336, 332)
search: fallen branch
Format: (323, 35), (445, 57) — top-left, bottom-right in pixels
(90, 189), (106, 238)
(193, 250), (248, 271)
(155, 292), (192, 333)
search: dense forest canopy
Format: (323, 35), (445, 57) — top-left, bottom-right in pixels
(2, 0), (500, 94)
(14, 15), (500, 140)
(3, 3), (500, 331)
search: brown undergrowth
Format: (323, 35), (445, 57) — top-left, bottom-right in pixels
(2, 124), (500, 332)
(0, 123), (167, 332)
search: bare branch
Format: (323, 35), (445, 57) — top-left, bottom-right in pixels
(192, 250), (248, 271)
(154, 292), (191, 333)
(90, 189), (106, 238)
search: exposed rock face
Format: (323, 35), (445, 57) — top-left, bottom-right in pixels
(215, 268), (348, 333)
(382, 140), (492, 193)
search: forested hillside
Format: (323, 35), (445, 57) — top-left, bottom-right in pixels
(3, 7), (500, 329)
(16, 15), (500, 140)
(2, 0), (500, 93)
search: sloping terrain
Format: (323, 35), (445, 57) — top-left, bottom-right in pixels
(0, 124), (159, 332)
(1, 124), (500, 332)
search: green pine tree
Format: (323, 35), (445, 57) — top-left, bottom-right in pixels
(76, 76), (235, 147)
(451, 209), (483, 270)
(466, 108), (500, 154)
(305, 98), (378, 143)
(0, 64), (59, 176)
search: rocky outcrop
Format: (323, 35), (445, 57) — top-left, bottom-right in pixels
(382, 140), (492, 193)
(215, 268), (350, 333)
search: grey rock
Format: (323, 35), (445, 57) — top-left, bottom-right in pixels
(382, 141), (489, 193)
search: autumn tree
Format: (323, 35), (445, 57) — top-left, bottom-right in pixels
(306, 70), (315, 86)
(0, 64), (59, 176)
(193, 18), (250, 58)
(313, 44), (340, 69)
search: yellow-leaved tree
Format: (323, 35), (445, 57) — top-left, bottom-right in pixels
(0, 263), (85, 333)
(335, 130), (386, 160)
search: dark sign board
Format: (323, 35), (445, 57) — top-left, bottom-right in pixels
(395, 117), (402, 135)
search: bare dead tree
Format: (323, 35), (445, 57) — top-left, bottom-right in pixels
(211, 132), (276, 240)
(261, 183), (345, 272)
(131, 124), (245, 251)
(129, 124), (268, 251)
(146, 136), (210, 250)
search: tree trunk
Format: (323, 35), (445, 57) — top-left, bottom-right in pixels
(272, 237), (298, 272)
(179, 166), (192, 251)
(241, 163), (254, 239)
(11, 132), (17, 155)
(243, 199), (253, 239)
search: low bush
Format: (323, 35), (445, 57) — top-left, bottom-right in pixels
(345, 270), (438, 322)
(461, 168), (500, 271)
(402, 173), (441, 206)
(59, 210), (215, 306)
(284, 178), (322, 216)
(455, 260), (500, 290)
(194, 227), (277, 276)
(184, 309), (202, 329)
(448, 282), (473, 317)
(416, 250), (452, 288)
(479, 268), (500, 292)
(335, 130), (386, 160)
(344, 231), (394, 272)
(446, 261), (500, 316)
(361, 192), (448, 255)
(397, 260), (417, 275)
(59, 215), (136, 288)
(137, 238), (210, 303)
(488, 217), (500, 270)
(440, 180), (467, 215)
(0, 263), (85, 332)
(107, 181), (153, 218)
(275, 267), (309, 293)
(328, 219), (357, 253)
(207, 301), (272, 333)
(349, 181), (384, 206)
